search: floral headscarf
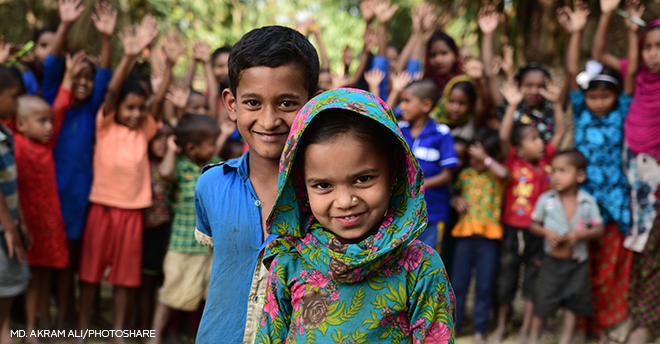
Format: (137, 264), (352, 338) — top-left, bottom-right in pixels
(265, 88), (428, 284)
(429, 74), (476, 127)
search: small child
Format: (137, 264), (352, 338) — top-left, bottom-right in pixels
(450, 128), (509, 344)
(147, 114), (227, 343)
(173, 41), (218, 121)
(0, 65), (30, 344)
(398, 79), (458, 251)
(257, 88), (454, 342)
(13, 51), (84, 340)
(490, 76), (565, 344)
(75, 15), (159, 343)
(527, 150), (604, 344)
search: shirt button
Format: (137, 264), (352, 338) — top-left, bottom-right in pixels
(254, 200), (262, 207)
(253, 296), (259, 302)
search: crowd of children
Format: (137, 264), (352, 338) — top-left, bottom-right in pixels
(1, 0), (660, 343)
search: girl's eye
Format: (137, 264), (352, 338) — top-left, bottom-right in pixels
(356, 176), (372, 183)
(314, 183), (331, 190)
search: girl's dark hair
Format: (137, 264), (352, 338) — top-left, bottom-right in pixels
(587, 66), (621, 94)
(449, 81), (477, 105)
(33, 27), (56, 42)
(515, 63), (551, 83)
(297, 109), (401, 169)
(129, 72), (153, 95)
(117, 79), (148, 106)
(212, 45), (232, 63)
(149, 122), (175, 160)
(0, 66), (24, 93)
(471, 128), (500, 159)
(426, 31), (458, 56)
(511, 123), (534, 147)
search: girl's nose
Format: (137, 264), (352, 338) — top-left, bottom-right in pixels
(334, 188), (354, 209)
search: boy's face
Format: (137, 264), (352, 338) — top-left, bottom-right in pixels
(34, 32), (55, 64)
(223, 64), (308, 161)
(16, 101), (53, 144)
(398, 90), (429, 123)
(550, 155), (585, 192)
(213, 52), (230, 84)
(184, 93), (209, 117)
(0, 84), (23, 120)
(516, 127), (545, 162)
(187, 137), (218, 166)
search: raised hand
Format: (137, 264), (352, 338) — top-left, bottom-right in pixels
(331, 74), (351, 89)
(363, 27), (377, 51)
(390, 71), (412, 92)
(192, 41), (211, 63)
(501, 44), (515, 78)
(557, 7), (572, 34)
(165, 85), (191, 110)
(364, 68), (386, 87)
(0, 36), (13, 65)
(624, 0), (645, 32)
(136, 14), (160, 51)
(539, 77), (563, 103)
(65, 50), (87, 78)
(91, 2), (117, 37)
(599, 0), (621, 13)
(468, 142), (490, 162)
(359, 0), (376, 23)
(374, 0), (399, 24)
(118, 25), (141, 57)
(463, 59), (484, 80)
(477, 5), (498, 35)
(220, 119), (237, 136)
(163, 32), (185, 64)
(491, 55), (503, 76)
(166, 135), (180, 154)
(58, 0), (85, 25)
(567, 0), (590, 33)
(412, 3), (424, 33)
(501, 80), (524, 106)
(421, 5), (438, 34)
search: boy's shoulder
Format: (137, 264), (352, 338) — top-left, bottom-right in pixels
(196, 155), (248, 197)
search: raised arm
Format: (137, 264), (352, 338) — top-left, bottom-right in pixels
(386, 71), (413, 108)
(374, 0), (398, 57)
(464, 59), (491, 126)
(104, 15), (159, 115)
(311, 24), (330, 72)
(52, 0), (85, 57)
(214, 118), (236, 157)
(52, 51), (85, 142)
(158, 135), (178, 181)
(622, 0), (645, 95)
(478, 5), (504, 107)
(393, 3), (424, 73)
(499, 81), (524, 157)
(195, 41), (219, 122)
(540, 77), (566, 149)
(151, 32), (185, 118)
(91, 2), (117, 69)
(364, 69), (386, 98)
(592, 0), (623, 71)
(469, 142), (509, 181)
(564, 1), (590, 91)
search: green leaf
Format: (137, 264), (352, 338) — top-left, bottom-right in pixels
(326, 288), (365, 326)
(304, 328), (316, 344)
(277, 204), (294, 212)
(318, 321), (329, 336)
(362, 311), (381, 330)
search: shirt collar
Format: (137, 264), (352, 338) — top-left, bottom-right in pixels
(547, 189), (590, 203)
(220, 151), (250, 181)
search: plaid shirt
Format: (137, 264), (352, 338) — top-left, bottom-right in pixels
(168, 154), (220, 254)
(0, 123), (18, 233)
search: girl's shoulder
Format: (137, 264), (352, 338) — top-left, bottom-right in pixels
(400, 241), (447, 276)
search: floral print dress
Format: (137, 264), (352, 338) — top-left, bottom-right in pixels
(256, 89), (455, 344)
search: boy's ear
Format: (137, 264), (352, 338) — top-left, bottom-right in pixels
(15, 117), (26, 133)
(222, 88), (237, 122)
(576, 168), (587, 184)
(185, 142), (196, 155)
(421, 98), (435, 113)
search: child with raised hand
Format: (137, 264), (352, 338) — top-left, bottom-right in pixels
(398, 79), (458, 252)
(490, 77), (565, 344)
(14, 51), (85, 343)
(179, 41), (218, 121)
(0, 65), (30, 344)
(256, 88), (454, 343)
(75, 15), (159, 344)
(145, 114), (226, 344)
(563, 0), (639, 340)
(450, 128), (508, 344)
(527, 150), (604, 344)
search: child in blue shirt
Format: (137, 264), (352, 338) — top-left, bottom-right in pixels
(193, 25), (320, 343)
(398, 79), (458, 251)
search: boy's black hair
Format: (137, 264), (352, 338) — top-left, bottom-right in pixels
(471, 127), (500, 159)
(586, 66), (621, 94)
(117, 79), (148, 106)
(511, 123), (534, 147)
(0, 66), (25, 93)
(554, 149), (588, 171)
(426, 31), (459, 57)
(33, 27), (57, 43)
(449, 81), (477, 105)
(175, 114), (220, 153)
(453, 136), (469, 147)
(129, 72), (153, 95)
(297, 108), (401, 169)
(228, 26), (319, 98)
(515, 63), (551, 83)
(404, 78), (440, 105)
(211, 45), (232, 64)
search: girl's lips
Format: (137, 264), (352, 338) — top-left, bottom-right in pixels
(333, 212), (366, 227)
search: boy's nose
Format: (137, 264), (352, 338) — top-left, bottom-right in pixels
(258, 106), (282, 131)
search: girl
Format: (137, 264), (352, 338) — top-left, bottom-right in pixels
(564, 0), (638, 340)
(425, 31), (462, 93)
(21, 27), (56, 96)
(479, 6), (557, 143)
(450, 128), (509, 344)
(256, 88), (454, 342)
(76, 15), (159, 344)
(592, 0), (658, 343)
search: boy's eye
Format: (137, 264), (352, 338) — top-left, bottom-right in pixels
(245, 100), (259, 107)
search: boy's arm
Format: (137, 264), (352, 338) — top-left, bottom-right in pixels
(91, 2), (117, 69)
(564, 2), (590, 91)
(464, 59), (491, 126)
(201, 44), (219, 122)
(151, 33), (184, 118)
(311, 26), (330, 72)
(51, 0), (85, 58)
(0, 192), (25, 263)
(623, 1), (645, 95)
(392, 3), (425, 73)
(51, 51), (84, 142)
(592, 0), (623, 71)
(539, 77), (566, 149)
(479, 5), (504, 107)
(182, 58), (197, 91)
(498, 81), (523, 157)
(157, 135), (178, 181)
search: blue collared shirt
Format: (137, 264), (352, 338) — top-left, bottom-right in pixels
(194, 152), (277, 343)
(400, 119), (458, 223)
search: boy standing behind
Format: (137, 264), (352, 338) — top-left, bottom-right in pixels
(398, 79), (458, 251)
(527, 150), (604, 344)
(194, 26), (319, 343)
(146, 114), (227, 344)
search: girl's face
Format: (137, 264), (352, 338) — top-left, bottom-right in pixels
(445, 87), (473, 120)
(0, 84), (22, 120)
(584, 87), (617, 117)
(149, 133), (169, 159)
(303, 133), (393, 245)
(519, 70), (546, 107)
(454, 141), (468, 170)
(516, 127), (545, 162)
(73, 63), (95, 101)
(34, 32), (55, 64)
(642, 28), (660, 74)
(117, 93), (147, 129)
(184, 93), (209, 116)
(428, 40), (458, 76)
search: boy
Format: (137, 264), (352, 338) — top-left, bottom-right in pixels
(527, 150), (604, 344)
(398, 79), (458, 251)
(147, 114), (228, 344)
(194, 26), (319, 343)
(0, 66), (30, 343)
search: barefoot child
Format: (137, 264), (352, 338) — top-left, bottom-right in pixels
(527, 150), (604, 344)
(256, 88), (454, 342)
(193, 26), (319, 343)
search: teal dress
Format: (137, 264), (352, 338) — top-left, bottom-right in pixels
(256, 89), (455, 343)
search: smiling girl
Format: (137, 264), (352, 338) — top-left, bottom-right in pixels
(256, 88), (454, 343)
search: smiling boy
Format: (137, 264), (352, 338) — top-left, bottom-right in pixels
(193, 26), (319, 343)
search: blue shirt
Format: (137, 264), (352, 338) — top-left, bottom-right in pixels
(22, 70), (39, 96)
(42, 54), (112, 240)
(194, 152), (277, 343)
(400, 119), (458, 223)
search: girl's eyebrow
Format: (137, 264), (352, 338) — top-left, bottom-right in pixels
(305, 169), (379, 184)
